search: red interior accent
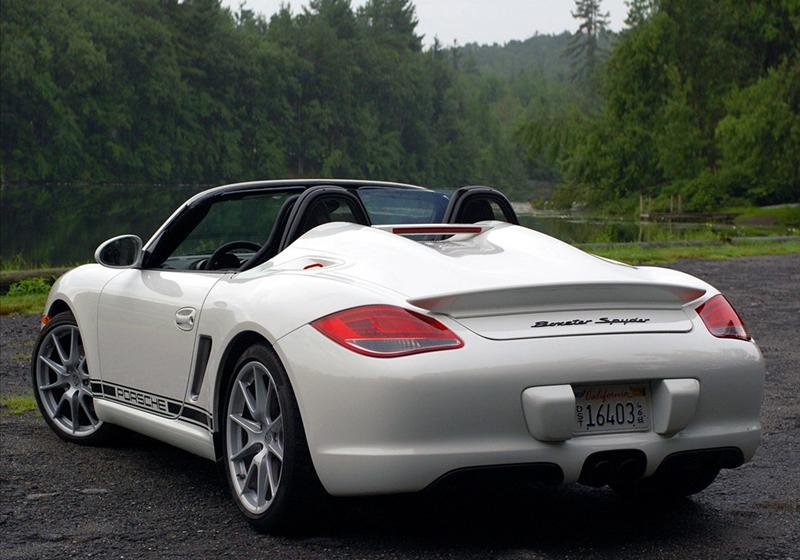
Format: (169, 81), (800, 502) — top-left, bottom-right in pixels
(303, 263), (324, 270)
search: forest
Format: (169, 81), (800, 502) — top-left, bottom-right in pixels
(1, 0), (798, 211)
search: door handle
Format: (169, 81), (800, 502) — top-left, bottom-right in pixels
(175, 307), (196, 331)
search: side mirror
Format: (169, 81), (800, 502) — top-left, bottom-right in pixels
(95, 235), (143, 268)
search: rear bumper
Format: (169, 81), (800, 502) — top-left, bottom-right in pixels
(429, 447), (745, 491)
(276, 321), (764, 496)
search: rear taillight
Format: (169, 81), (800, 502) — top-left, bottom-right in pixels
(311, 305), (463, 357)
(695, 294), (750, 341)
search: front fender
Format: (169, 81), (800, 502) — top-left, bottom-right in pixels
(43, 264), (122, 382)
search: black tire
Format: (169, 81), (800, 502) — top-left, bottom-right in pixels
(31, 311), (116, 445)
(221, 343), (325, 534)
(611, 465), (720, 499)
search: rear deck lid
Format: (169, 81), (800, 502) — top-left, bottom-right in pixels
(263, 222), (709, 340)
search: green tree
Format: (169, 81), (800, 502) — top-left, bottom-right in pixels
(534, 0), (800, 210)
(358, 0), (422, 51)
(716, 62), (800, 204)
(564, 0), (610, 84)
(624, 0), (658, 28)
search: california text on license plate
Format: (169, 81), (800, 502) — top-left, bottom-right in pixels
(573, 383), (650, 435)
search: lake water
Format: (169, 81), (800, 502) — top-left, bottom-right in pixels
(0, 184), (788, 268)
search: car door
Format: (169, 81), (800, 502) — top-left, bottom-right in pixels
(94, 190), (293, 418)
(96, 269), (222, 417)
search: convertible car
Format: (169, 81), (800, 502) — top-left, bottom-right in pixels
(32, 179), (764, 532)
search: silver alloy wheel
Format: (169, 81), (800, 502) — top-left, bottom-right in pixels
(35, 324), (101, 436)
(226, 361), (284, 514)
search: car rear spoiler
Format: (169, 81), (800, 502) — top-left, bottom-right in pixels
(373, 223), (494, 237)
(408, 282), (707, 317)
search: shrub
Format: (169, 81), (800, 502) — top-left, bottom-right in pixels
(6, 277), (52, 296)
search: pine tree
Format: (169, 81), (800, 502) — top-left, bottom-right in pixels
(624, 0), (658, 28)
(564, 0), (610, 83)
(358, 0), (422, 51)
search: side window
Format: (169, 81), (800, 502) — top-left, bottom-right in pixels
(159, 193), (290, 270)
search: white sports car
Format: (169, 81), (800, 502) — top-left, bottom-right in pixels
(33, 179), (764, 532)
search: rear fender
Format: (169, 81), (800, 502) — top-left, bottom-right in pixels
(194, 273), (408, 426)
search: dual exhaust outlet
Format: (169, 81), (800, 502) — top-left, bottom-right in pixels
(579, 450), (647, 487)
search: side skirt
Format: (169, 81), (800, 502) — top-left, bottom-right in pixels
(91, 380), (213, 430)
(94, 399), (216, 461)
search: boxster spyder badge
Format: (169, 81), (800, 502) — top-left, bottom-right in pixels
(31, 179), (764, 534)
(532, 317), (651, 328)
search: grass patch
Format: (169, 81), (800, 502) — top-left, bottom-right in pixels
(722, 204), (800, 228)
(6, 277), (51, 296)
(0, 292), (47, 315)
(0, 277), (51, 315)
(591, 240), (800, 265)
(0, 395), (38, 415)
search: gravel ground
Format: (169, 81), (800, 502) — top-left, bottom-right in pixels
(1, 254), (798, 559)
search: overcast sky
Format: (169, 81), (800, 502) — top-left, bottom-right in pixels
(220, 0), (628, 46)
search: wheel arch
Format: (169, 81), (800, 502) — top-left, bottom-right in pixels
(211, 330), (273, 459)
(47, 298), (72, 318)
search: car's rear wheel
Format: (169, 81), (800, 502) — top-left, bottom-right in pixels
(32, 311), (113, 444)
(222, 343), (324, 533)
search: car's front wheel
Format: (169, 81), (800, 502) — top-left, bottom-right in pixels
(222, 343), (324, 533)
(32, 311), (113, 444)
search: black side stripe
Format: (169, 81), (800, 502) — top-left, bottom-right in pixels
(90, 380), (213, 431)
(181, 406), (209, 427)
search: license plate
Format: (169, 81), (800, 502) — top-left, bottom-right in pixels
(573, 383), (650, 435)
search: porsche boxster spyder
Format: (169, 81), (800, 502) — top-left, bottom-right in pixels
(32, 179), (764, 532)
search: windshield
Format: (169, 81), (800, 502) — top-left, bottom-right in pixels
(358, 187), (449, 224)
(151, 186), (452, 271)
(158, 192), (293, 270)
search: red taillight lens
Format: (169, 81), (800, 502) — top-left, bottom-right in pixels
(695, 294), (750, 341)
(311, 305), (464, 357)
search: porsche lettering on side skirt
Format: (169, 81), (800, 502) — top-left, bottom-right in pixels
(115, 387), (169, 413)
